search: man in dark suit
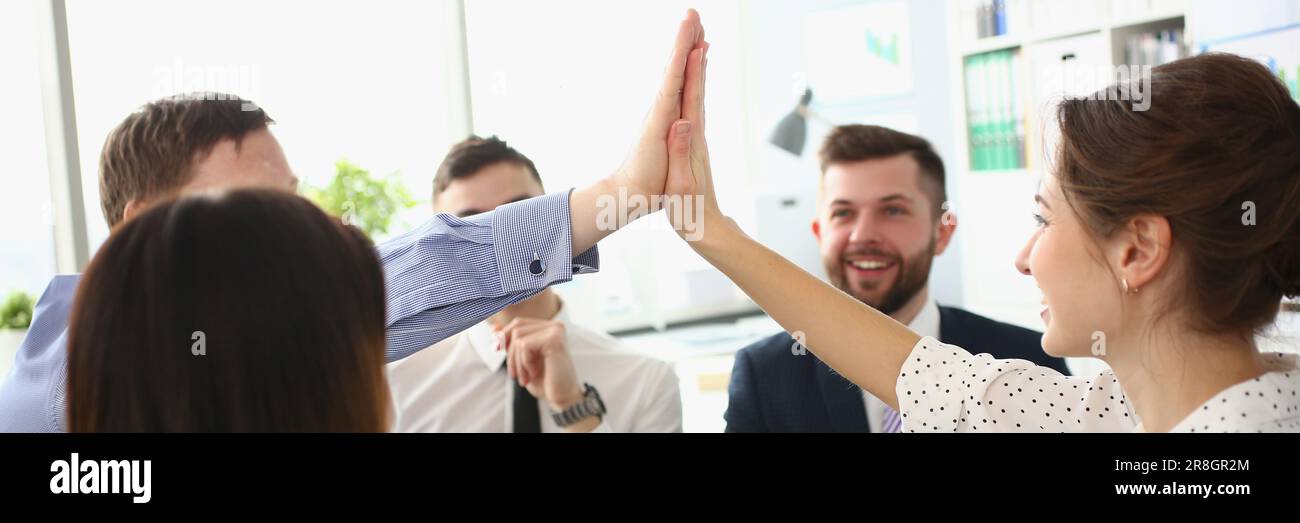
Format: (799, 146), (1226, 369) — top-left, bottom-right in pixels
(726, 125), (1069, 432)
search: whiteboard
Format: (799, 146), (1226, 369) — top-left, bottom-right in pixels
(804, 1), (914, 103)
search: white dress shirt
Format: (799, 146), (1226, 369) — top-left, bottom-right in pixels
(896, 337), (1300, 432)
(862, 298), (940, 433)
(386, 305), (682, 433)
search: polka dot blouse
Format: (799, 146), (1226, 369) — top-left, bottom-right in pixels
(896, 337), (1300, 433)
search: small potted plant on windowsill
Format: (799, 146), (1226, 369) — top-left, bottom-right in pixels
(0, 291), (35, 376)
(303, 159), (416, 239)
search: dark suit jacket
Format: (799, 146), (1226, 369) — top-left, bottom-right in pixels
(724, 305), (1070, 432)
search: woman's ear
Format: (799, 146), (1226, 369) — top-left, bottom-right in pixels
(1113, 214), (1173, 292)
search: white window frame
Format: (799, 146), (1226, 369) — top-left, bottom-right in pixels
(35, 0), (89, 273)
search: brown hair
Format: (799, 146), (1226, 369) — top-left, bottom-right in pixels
(1055, 53), (1300, 337)
(433, 135), (542, 199)
(67, 188), (389, 432)
(98, 93), (274, 227)
(818, 124), (948, 218)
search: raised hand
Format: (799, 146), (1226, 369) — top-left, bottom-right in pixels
(617, 9), (707, 199)
(660, 15), (919, 411)
(664, 25), (724, 242)
(568, 9), (706, 254)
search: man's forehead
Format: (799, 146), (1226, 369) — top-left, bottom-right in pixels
(821, 156), (927, 203)
(437, 163), (542, 214)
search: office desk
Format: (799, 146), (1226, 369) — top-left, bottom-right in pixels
(616, 315), (782, 433)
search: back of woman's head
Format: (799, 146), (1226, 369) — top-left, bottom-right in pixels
(68, 188), (389, 432)
(1055, 52), (1300, 338)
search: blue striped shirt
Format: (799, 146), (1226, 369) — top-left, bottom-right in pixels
(0, 191), (598, 432)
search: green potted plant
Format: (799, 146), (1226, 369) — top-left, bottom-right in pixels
(303, 159), (416, 238)
(0, 291), (35, 377)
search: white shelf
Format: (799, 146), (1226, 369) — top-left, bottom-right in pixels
(1029, 26), (1104, 45)
(959, 0), (1192, 57)
(961, 33), (1025, 56)
(1110, 12), (1185, 31)
(947, 0), (1193, 329)
(962, 18), (1184, 58)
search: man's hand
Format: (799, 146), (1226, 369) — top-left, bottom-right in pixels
(614, 9), (706, 200)
(569, 9), (706, 255)
(496, 318), (583, 411)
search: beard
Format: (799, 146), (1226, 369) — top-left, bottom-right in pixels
(825, 234), (936, 316)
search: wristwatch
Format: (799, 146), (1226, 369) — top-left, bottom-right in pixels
(551, 383), (606, 427)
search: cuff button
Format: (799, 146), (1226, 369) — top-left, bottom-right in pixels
(528, 252), (546, 276)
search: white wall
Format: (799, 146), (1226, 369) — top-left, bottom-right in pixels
(740, 0), (965, 307)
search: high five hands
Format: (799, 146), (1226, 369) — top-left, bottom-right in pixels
(504, 10), (730, 433)
(567, 9), (731, 254)
(663, 9), (726, 244)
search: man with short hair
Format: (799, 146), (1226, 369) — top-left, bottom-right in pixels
(386, 136), (682, 433)
(725, 124), (1070, 433)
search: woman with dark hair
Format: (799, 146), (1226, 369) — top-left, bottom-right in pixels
(649, 43), (1300, 431)
(67, 189), (391, 432)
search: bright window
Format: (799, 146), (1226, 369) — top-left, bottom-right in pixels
(65, 0), (462, 246)
(465, 0), (754, 331)
(0, 0), (59, 297)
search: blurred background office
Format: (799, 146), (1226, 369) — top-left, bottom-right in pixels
(2, 0), (1298, 431)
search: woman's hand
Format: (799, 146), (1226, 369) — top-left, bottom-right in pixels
(663, 32), (730, 245)
(659, 16), (919, 409)
(568, 9), (706, 254)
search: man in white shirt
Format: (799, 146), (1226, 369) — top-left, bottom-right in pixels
(386, 136), (682, 433)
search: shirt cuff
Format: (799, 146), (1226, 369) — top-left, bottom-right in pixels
(492, 190), (600, 294)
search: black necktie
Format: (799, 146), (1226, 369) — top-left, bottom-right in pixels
(512, 379), (542, 434)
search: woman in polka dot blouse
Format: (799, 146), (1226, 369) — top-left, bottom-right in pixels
(666, 46), (1300, 432)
